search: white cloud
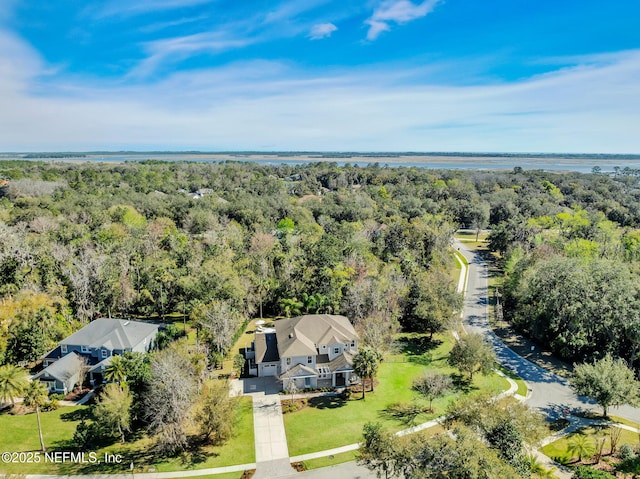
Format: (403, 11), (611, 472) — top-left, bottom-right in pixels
(130, 31), (254, 78)
(89, 0), (213, 18)
(138, 14), (209, 33)
(309, 23), (338, 40)
(366, 0), (441, 40)
(263, 0), (333, 25)
(1, 35), (639, 153)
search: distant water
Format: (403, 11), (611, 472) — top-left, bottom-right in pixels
(3, 154), (640, 173)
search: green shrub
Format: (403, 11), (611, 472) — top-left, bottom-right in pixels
(572, 465), (615, 478)
(618, 443), (635, 460)
(41, 399), (60, 411)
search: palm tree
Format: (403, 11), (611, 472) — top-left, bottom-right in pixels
(23, 380), (49, 451)
(526, 453), (557, 478)
(280, 297), (303, 318)
(0, 364), (29, 408)
(567, 434), (595, 463)
(104, 355), (128, 384)
(352, 348), (383, 399)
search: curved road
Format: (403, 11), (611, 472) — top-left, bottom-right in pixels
(455, 240), (640, 422)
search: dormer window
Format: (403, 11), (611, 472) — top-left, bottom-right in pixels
(61, 345), (67, 354)
(81, 346), (89, 353)
(101, 349), (108, 358)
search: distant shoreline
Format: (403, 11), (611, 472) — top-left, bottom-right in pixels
(2, 152), (640, 173)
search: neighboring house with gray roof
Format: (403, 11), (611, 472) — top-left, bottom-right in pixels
(33, 352), (86, 394)
(248, 314), (359, 390)
(37, 318), (159, 393)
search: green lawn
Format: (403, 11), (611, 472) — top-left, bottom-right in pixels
(495, 364), (528, 397)
(608, 416), (640, 430)
(301, 450), (357, 469)
(0, 396), (255, 475)
(284, 333), (509, 455)
(0, 406), (89, 474)
(541, 424), (639, 464)
(164, 473), (250, 479)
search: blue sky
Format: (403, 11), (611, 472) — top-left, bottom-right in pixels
(1, 0), (639, 152)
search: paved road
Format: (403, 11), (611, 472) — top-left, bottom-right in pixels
(455, 240), (640, 422)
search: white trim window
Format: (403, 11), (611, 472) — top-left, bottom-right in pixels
(307, 356), (313, 364)
(101, 349), (108, 358)
(61, 344), (67, 354)
(334, 347), (340, 354)
(81, 345), (89, 353)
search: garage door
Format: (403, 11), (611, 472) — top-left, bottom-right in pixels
(260, 364), (278, 377)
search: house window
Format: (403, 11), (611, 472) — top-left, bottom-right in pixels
(334, 347), (340, 354)
(322, 345), (326, 350)
(307, 356), (312, 364)
(101, 349), (108, 358)
(351, 341), (356, 348)
(61, 344), (67, 354)
(286, 358), (291, 365)
(81, 346), (89, 353)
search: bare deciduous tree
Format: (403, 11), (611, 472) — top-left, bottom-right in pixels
(194, 300), (243, 357)
(144, 345), (197, 454)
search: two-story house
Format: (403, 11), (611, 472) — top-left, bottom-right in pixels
(34, 318), (159, 394)
(250, 314), (359, 390)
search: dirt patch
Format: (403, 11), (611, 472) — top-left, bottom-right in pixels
(64, 387), (91, 402)
(291, 462), (306, 472)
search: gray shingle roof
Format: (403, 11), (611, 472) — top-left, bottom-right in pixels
(255, 332), (280, 363)
(328, 350), (355, 371)
(88, 356), (112, 373)
(275, 314), (357, 358)
(280, 364), (317, 379)
(60, 318), (158, 351)
(34, 352), (85, 382)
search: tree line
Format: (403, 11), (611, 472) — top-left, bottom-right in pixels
(2, 160), (640, 368)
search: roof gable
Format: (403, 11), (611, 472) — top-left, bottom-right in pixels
(60, 318), (158, 350)
(34, 352), (85, 382)
(275, 314), (357, 358)
(255, 332), (280, 363)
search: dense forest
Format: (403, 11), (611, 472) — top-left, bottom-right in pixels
(1, 160), (640, 370)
